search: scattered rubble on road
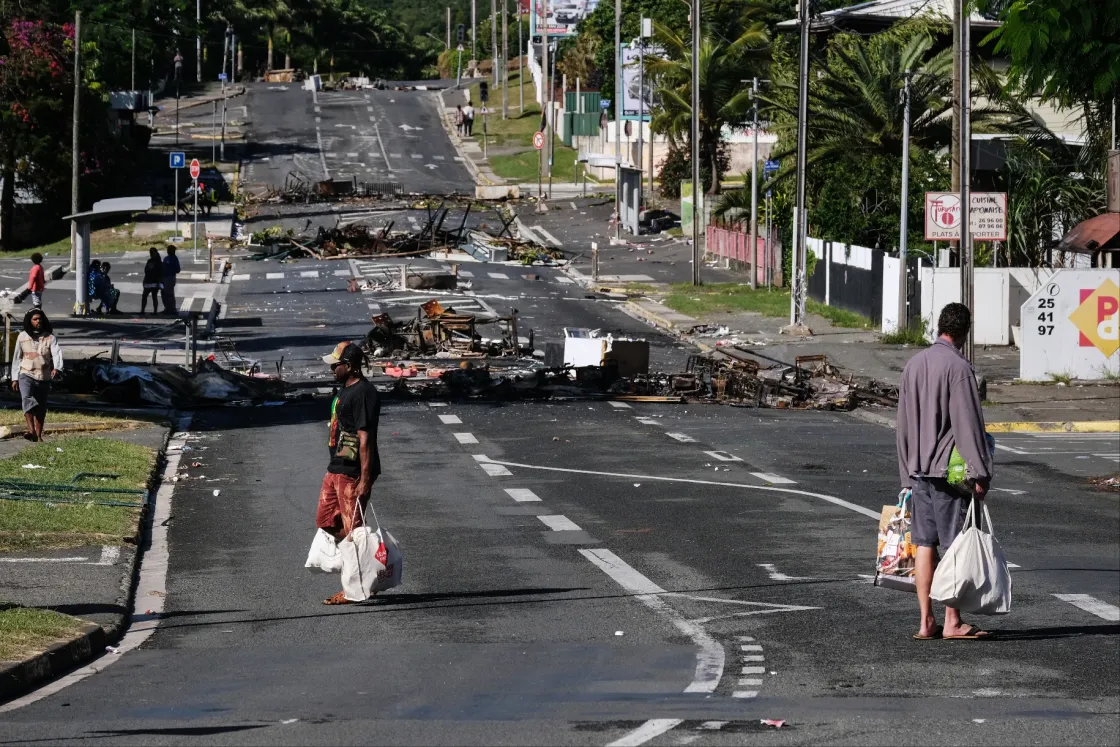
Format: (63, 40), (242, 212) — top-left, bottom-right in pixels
(363, 299), (531, 359)
(55, 359), (286, 408)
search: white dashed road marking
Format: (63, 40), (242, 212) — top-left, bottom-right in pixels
(556, 276), (574, 284)
(609, 401), (632, 409)
(538, 515), (581, 531)
(704, 450), (742, 462)
(487, 272), (510, 280)
(504, 488), (541, 502)
(666, 432), (697, 443)
(334, 269), (351, 276)
(266, 272), (285, 280)
(479, 462), (512, 477)
(231, 274), (250, 281)
(607, 720), (684, 747)
(750, 472), (797, 485)
(300, 270), (319, 278)
(1054, 594), (1120, 621)
(458, 270), (474, 278)
(453, 432), (478, 445)
(438, 414), (462, 425)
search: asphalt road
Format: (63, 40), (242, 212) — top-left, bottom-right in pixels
(240, 83), (474, 195)
(2, 225), (1117, 745)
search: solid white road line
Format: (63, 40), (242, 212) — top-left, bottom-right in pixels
(504, 488), (541, 502)
(538, 515), (581, 531)
(300, 270), (319, 278)
(453, 432), (478, 445)
(609, 401), (632, 409)
(704, 450), (742, 462)
(995, 443), (1029, 455)
(666, 432), (697, 442)
(438, 414), (462, 424)
(0, 557), (89, 563)
(606, 720), (684, 747)
(0, 415), (194, 714)
(579, 549), (724, 694)
(1054, 594), (1120, 621)
(750, 472), (797, 485)
(481, 456), (882, 519)
(487, 272), (510, 280)
(266, 272), (285, 280)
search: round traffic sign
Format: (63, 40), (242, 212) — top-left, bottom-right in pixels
(533, 131), (545, 150)
(189, 158), (201, 179)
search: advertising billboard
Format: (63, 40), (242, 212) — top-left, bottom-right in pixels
(619, 43), (661, 121)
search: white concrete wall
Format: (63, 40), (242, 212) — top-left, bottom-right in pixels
(919, 267), (1032, 345)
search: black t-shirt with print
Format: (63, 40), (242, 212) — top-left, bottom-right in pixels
(328, 378), (382, 478)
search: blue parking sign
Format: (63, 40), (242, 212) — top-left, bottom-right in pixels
(764, 159), (780, 173)
(170, 152), (186, 169)
(218, 72), (227, 82)
(601, 99), (611, 109)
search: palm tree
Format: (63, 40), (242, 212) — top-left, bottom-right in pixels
(645, 1), (768, 195)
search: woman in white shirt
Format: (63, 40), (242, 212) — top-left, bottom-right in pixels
(10, 308), (63, 442)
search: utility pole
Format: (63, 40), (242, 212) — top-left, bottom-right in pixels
(690, 0), (700, 284)
(1112, 96), (1116, 150)
(549, 38), (557, 196)
(614, 0), (622, 243)
(958, 0), (974, 362)
(638, 18), (651, 212)
(502, 0), (508, 119)
(472, 0), (477, 63)
(950, 0), (960, 267)
(70, 10), (81, 277)
(196, 0), (201, 83)
(491, 0), (499, 91)
(898, 68), (911, 330)
(749, 76), (759, 290)
(539, 1), (548, 207)
(789, 0), (810, 327)
(447, 7), (451, 49)
(518, 7), (524, 112)
(131, 28), (136, 90)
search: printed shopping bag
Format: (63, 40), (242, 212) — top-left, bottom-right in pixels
(931, 500), (1012, 615)
(304, 528), (343, 573)
(874, 489), (917, 593)
(339, 503), (403, 602)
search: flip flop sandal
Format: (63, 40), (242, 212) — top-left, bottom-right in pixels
(322, 592), (354, 606)
(945, 625), (992, 640)
(912, 625), (943, 640)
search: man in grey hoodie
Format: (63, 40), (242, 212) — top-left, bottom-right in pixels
(897, 302), (993, 641)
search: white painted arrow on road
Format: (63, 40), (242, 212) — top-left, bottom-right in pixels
(334, 124), (357, 129)
(425, 163), (439, 170)
(398, 124), (422, 131)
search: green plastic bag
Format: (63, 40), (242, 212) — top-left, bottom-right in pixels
(947, 433), (996, 487)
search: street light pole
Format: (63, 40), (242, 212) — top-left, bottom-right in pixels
(749, 76), (759, 291)
(502, 0), (508, 119)
(790, 0), (810, 326)
(898, 68), (912, 331)
(70, 10), (81, 279)
(614, 0), (622, 243)
(518, 7), (523, 111)
(196, 0), (201, 83)
(472, 0), (477, 62)
(959, 0), (974, 362)
(491, 0), (499, 91)
(690, 0), (700, 285)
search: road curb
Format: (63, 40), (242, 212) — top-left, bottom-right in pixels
(985, 421), (1120, 433)
(0, 422), (175, 704)
(0, 621), (106, 702)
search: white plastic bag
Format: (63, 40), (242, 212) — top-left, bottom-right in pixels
(304, 528), (343, 573)
(339, 503), (402, 602)
(931, 500), (1012, 615)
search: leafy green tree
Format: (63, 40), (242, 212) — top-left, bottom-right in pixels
(644, 1), (768, 194)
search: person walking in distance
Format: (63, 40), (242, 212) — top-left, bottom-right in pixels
(462, 101), (475, 136)
(10, 308), (63, 442)
(455, 104), (464, 136)
(162, 245), (181, 314)
(317, 341), (382, 606)
(141, 247), (162, 314)
(27, 253), (46, 308)
(896, 302), (993, 641)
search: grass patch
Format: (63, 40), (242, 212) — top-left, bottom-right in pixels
(7, 225), (176, 260)
(1048, 372), (1073, 385)
(464, 71), (541, 145)
(880, 320), (930, 346)
(490, 145), (585, 183)
(0, 607), (87, 662)
(0, 436), (156, 552)
(663, 283), (874, 329)
(0, 409), (146, 429)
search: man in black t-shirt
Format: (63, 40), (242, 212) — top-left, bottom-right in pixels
(316, 341), (382, 605)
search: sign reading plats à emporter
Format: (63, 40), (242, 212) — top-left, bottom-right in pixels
(924, 192), (1007, 241)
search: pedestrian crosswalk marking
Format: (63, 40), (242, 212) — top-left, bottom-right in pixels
(1054, 594), (1120, 621)
(265, 272), (285, 280)
(231, 274), (250, 281)
(300, 270), (319, 278)
(750, 472), (796, 485)
(334, 269), (351, 276)
(487, 272), (509, 280)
